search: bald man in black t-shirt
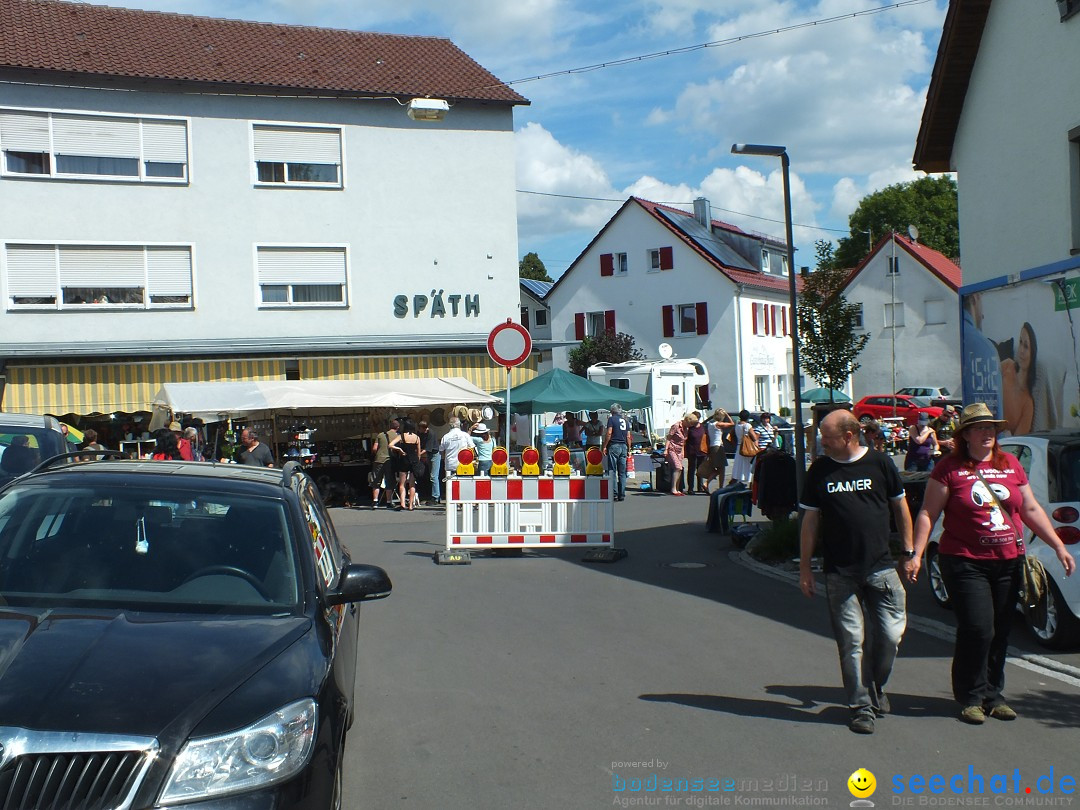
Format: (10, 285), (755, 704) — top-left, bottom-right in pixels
(799, 409), (912, 735)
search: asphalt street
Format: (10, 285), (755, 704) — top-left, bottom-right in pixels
(331, 486), (1080, 809)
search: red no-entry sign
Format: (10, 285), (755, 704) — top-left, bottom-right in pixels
(487, 319), (532, 368)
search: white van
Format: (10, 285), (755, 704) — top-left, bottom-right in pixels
(587, 358), (710, 442)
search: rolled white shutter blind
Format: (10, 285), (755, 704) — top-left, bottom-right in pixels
(6, 245), (58, 296)
(53, 114), (140, 158)
(253, 126), (340, 164)
(147, 247), (192, 295)
(257, 247), (346, 284)
(142, 120), (188, 163)
(59, 246), (144, 286)
(0, 110), (51, 152)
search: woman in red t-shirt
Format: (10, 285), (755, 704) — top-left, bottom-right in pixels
(905, 403), (1074, 724)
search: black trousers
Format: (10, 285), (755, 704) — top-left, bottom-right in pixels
(939, 554), (1021, 708)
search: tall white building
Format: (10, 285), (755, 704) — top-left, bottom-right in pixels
(0, 0), (531, 418)
(545, 196), (799, 415)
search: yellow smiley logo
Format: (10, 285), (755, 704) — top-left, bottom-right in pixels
(848, 768), (877, 798)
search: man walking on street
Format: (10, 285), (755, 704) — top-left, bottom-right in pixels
(603, 403), (630, 501)
(798, 409), (912, 735)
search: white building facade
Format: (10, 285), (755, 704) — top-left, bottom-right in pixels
(844, 233), (962, 399)
(914, 0), (1080, 285)
(545, 197), (800, 416)
(0, 0), (531, 417)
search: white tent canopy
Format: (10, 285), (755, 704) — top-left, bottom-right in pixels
(152, 377), (500, 421)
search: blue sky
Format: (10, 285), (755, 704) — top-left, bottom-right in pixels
(68, 0), (948, 277)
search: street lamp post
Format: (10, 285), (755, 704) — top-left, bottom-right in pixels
(731, 143), (806, 487)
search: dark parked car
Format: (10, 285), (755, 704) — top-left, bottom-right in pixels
(0, 412), (69, 483)
(0, 458), (391, 808)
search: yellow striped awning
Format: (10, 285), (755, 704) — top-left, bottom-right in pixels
(1, 352), (538, 416)
(299, 352), (538, 392)
(2, 359), (284, 416)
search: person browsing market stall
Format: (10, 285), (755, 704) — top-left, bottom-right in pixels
(904, 403), (1075, 724)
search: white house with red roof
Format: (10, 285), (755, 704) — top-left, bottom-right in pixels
(842, 232), (962, 399)
(544, 196), (800, 417)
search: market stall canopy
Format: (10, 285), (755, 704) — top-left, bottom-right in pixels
(504, 368), (650, 415)
(152, 378), (500, 421)
(799, 387), (851, 404)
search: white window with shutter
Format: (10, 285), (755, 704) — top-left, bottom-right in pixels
(0, 107), (188, 182)
(252, 124), (342, 187)
(256, 246), (348, 307)
(3, 243), (193, 310)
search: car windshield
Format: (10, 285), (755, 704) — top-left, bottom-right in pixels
(0, 483), (301, 613)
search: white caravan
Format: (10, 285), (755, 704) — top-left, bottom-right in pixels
(587, 357), (710, 442)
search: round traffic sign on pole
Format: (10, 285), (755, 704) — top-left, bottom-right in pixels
(487, 319), (532, 368)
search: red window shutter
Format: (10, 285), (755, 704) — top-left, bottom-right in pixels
(600, 253), (614, 276)
(752, 304), (758, 335)
(662, 305), (674, 338)
(696, 302), (708, 335)
(574, 312), (585, 340)
(659, 246), (674, 270)
(604, 310), (616, 334)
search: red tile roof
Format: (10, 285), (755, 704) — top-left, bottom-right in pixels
(845, 233), (961, 291)
(0, 0), (528, 104)
(547, 196), (797, 299)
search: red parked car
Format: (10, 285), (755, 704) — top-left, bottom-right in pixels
(852, 394), (944, 428)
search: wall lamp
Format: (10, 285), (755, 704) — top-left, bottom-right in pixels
(406, 97), (450, 121)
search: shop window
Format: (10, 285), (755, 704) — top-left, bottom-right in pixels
(253, 124), (342, 187)
(4, 243), (193, 309)
(256, 246), (348, 308)
(0, 108), (188, 182)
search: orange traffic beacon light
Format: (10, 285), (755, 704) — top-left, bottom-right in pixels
(455, 446), (475, 476)
(490, 446), (509, 476)
(584, 446), (604, 476)
(552, 445), (572, 477)
(520, 446), (540, 476)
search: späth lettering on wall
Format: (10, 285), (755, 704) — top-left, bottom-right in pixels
(394, 291), (480, 318)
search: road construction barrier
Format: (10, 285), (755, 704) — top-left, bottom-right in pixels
(445, 475), (614, 549)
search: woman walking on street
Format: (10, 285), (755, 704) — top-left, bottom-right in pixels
(389, 418), (424, 511)
(905, 403), (1075, 724)
(665, 414), (692, 496)
(685, 411), (709, 494)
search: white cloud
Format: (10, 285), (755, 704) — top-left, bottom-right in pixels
(829, 164), (930, 221)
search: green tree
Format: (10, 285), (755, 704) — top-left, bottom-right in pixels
(834, 175), (958, 269)
(797, 240), (869, 399)
(519, 251), (553, 282)
(568, 331), (645, 376)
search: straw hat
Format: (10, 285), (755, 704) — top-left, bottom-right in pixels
(957, 402), (1007, 430)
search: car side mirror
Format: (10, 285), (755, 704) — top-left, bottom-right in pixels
(326, 564), (392, 605)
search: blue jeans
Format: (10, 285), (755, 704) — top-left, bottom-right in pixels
(430, 452), (442, 501)
(826, 567), (907, 715)
(607, 443), (628, 499)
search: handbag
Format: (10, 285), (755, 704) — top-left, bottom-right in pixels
(699, 432), (709, 455)
(738, 427), (760, 458)
(973, 468), (1045, 609)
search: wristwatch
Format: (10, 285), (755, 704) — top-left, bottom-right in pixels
(900, 549), (917, 559)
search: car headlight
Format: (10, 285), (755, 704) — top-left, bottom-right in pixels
(158, 698), (317, 804)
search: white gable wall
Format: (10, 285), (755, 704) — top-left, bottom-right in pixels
(847, 244), (961, 398)
(546, 203), (793, 415)
(951, 3), (1080, 284)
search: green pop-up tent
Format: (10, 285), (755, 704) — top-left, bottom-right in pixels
(503, 368), (650, 414)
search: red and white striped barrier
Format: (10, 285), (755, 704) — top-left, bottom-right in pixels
(445, 475), (615, 549)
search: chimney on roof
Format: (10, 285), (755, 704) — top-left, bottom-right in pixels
(693, 197), (712, 229)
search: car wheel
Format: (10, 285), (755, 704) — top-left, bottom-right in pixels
(926, 544), (952, 610)
(858, 415), (873, 425)
(1027, 577), (1080, 650)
